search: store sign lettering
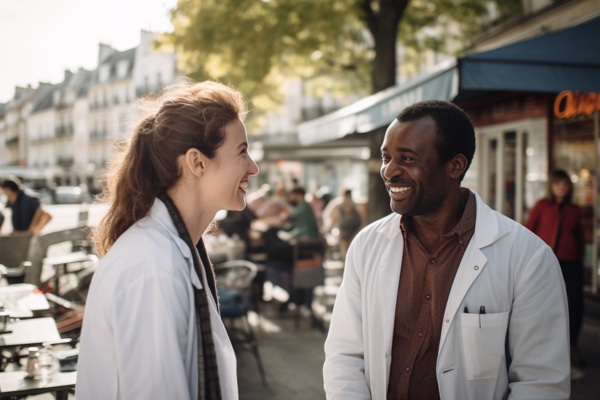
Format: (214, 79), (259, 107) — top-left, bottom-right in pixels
(554, 90), (600, 118)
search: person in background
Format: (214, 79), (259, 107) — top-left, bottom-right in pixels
(525, 169), (586, 369)
(285, 187), (320, 239)
(246, 183), (271, 215)
(324, 100), (570, 399)
(218, 207), (257, 261)
(256, 185), (290, 218)
(0, 176), (52, 236)
(329, 188), (362, 261)
(77, 80), (259, 400)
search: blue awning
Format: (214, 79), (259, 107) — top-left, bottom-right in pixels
(298, 16), (600, 146)
(458, 16), (600, 94)
(298, 59), (458, 145)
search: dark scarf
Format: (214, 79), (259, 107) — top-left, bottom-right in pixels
(158, 192), (222, 400)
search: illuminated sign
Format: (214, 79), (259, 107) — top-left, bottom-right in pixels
(554, 91), (600, 118)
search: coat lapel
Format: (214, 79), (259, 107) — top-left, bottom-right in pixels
(438, 192), (501, 352)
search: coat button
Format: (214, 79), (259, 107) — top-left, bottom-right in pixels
(446, 318), (450, 323)
(474, 265), (479, 270)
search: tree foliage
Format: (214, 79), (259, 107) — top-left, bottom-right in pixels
(162, 0), (520, 117)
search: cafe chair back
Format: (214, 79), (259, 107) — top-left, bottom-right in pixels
(215, 259), (267, 387)
(25, 226), (96, 289)
(0, 234), (33, 285)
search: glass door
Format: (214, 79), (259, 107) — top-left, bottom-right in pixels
(478, 120), (547, 224)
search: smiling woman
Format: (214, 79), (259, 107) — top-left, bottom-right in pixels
(76, 80), (259, 400)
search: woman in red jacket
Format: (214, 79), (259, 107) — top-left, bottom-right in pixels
(525, 169), (585, 368)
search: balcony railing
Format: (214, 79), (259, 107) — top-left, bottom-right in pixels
(5, 136), (19, 147)
(89, 130), (108, 141)
(56, 157), (74, 167)
(55, 125), (74, 137)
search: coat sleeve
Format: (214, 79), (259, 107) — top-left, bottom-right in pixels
(523, 199), (543, 233)
(323, 237), (372, 399)
(507, 245), (570, 399)
(113, 269), (193, 400)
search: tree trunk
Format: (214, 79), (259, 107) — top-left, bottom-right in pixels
(364, 0), (405, 222)
(367, 128), (391, 222)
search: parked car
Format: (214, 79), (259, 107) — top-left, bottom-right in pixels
(54, 186), (87, 204)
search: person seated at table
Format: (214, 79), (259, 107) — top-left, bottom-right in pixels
(255, 185), (290, 218)
(0, 176), (52, 236)
(262, 187), (323, 310)
(76, 80), (259, 400)
(217, 207), (257, 261)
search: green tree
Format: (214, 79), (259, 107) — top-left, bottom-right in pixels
(164, 0), (520, 221)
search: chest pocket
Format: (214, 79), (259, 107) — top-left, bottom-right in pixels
(460, 311), (509, 380)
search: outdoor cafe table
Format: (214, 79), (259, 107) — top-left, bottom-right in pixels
(0, 370), (76, 400)
(0, 318), (63, 373)
(0, 286), (50, 319)
(42, 252), (97, 296)
(0, 318), (61, 352)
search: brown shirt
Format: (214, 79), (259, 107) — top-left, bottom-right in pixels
(387, 190), (476, 400)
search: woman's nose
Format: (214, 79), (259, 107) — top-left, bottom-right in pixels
(248, 157), (259, 176)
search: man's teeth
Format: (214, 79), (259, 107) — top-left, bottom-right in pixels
(240, 182), (248, 191)
(390, 187), (410, 193)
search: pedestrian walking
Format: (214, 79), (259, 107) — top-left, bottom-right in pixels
(525, 169), (586, 369)
(0, 176), (52, 236)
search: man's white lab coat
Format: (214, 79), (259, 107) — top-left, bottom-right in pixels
(77, 199), (237, 399)
(324, 191), (570, 399)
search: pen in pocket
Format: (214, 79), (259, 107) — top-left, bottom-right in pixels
(479, 306), (485, 328)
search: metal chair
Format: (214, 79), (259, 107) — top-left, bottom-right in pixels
(215, 259), (267, 387)
(0, 234), (33, 285)
(26, 226), (97, 294)
(290, 237), (326, 330)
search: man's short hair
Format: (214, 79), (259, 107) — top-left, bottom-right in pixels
(291, 187), (306, 196)
(0, 176), (22, 193)
(396, 100), (476, 181)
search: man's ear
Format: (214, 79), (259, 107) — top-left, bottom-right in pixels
(183, 148), (206, 177)
(447, 154), (468, 180)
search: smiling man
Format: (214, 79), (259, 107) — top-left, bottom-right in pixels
(323, 100), (570, 400)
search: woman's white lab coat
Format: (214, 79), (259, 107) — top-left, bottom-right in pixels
(324, 191), (570, 400)
(77, 199), (237, 399)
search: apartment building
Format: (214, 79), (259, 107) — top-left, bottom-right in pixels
(0, 30), (179, 189)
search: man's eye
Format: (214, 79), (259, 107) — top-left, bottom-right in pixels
(401, 156), (414, 162)
(381, 155), (390, 162)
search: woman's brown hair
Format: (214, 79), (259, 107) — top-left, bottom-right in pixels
(92, 80), (247, 256)
(549, 169), (574, 204)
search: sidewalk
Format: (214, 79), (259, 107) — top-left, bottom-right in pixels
(237, 261), (600, 400)
(237, 303), (326, 399)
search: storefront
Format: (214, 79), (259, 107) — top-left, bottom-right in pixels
(297, 16), (600, 293)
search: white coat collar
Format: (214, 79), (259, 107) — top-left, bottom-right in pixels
(145, 198), (203, 289)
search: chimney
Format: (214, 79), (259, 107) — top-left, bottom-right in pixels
(98, 43), (117, 65)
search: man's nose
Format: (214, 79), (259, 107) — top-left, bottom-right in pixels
(381, 161), (401, 181)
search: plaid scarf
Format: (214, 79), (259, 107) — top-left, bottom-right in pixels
(158, 193), (222, 400)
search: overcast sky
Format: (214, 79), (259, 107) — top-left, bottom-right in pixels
(0, 0), (177, 103)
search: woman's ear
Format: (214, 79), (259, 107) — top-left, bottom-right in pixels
(183, 148), (206, 177)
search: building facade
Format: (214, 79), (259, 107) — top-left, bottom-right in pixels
(0, 30), (179, 190)
(297, 1), (600, 293)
